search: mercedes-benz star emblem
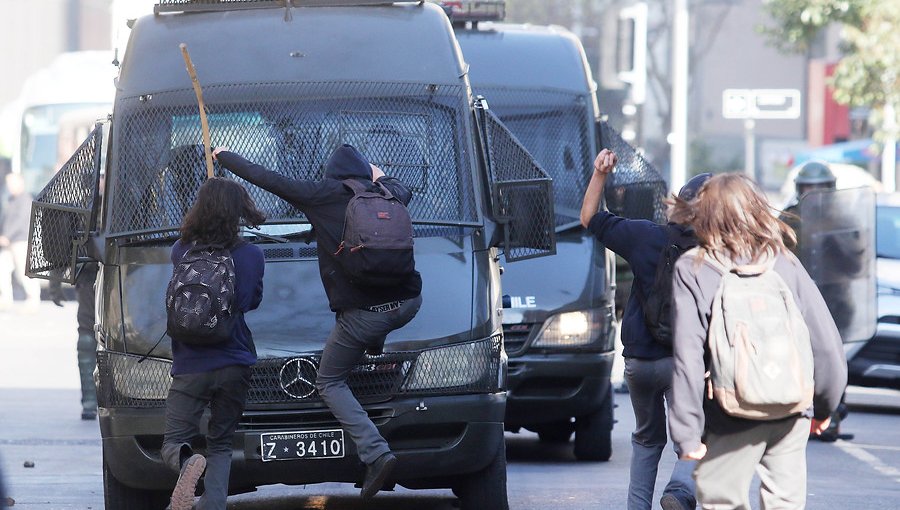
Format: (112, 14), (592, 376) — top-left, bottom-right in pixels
(279, 357), (319, 399)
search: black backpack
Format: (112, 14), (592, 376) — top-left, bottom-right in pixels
(334, 179), (415, 287)
(165, 243), (238, 345)
(641, 226), (697, 347)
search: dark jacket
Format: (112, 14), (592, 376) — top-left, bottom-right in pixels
(170, 240), (265, 376)
(217, 150), (422, 312)
(588, 210), (691, 359)
(669, 251), (847, 455)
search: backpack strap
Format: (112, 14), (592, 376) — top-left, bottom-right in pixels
(342, 178), (395, 200)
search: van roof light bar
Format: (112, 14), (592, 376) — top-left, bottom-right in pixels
(154, 0), (408, 14)
(438, 1), (505, 23)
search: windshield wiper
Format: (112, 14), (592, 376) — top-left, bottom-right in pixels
(241, 229), (289, 243)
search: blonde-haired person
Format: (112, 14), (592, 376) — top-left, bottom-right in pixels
(668, 173), (847, 509)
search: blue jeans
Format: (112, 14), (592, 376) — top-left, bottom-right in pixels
(162, 365), (252, 510)
(625, 357), (696, 510)
(316, 296), (421, 465)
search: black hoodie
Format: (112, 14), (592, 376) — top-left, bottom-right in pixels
(217, 146), (422, 311)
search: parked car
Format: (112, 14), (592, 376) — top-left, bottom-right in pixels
(848, 192), (900, 389)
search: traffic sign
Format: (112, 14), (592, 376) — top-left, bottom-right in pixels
(722, 88), (801, 120)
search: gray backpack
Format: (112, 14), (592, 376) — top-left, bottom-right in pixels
(697, 248), (815, 420)
(335, 179), (415, 287)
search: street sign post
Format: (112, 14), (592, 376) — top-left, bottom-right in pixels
(722, 88), (801, 120)
(722, 88), (802, 181)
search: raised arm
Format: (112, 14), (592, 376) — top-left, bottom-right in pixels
(213, 147), (318, 208)
(580, 149), (617, 228)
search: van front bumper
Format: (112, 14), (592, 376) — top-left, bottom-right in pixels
(504, 351), (613, 427)
(100, 392), (506, 493)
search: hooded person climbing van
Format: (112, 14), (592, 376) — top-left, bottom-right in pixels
(213, 143), (422, 499)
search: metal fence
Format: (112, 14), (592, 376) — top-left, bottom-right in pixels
(25, 124), (102, 283)
(598, 121), (668, 224)
(475, 87), (594, 228)
(477, 103), (556, 261)
(108, 81), (479, 238)
(97, 335), (503, 408)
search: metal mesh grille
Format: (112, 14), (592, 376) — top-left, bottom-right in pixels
(598, 121), (667, 224)
(478, 105), (555, 261)
(475, 88), (594, 227)
(26, 125), (102, 283)
(109, 82), (478, 238)
(97, 336), (502, 408)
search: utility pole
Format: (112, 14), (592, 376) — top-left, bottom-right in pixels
(670, 0), (689, 193)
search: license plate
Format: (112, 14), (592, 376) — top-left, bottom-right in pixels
(260, 429), (345, 462)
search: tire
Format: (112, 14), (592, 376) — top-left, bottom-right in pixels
(535, 420), (574, 443)
(573, 389), (613, 461)
(454, 436), (509, 510)
(103, 451), (170, 510)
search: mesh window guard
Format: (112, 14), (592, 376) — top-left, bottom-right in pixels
(26, 124), (102, 283)
(475, 101), (556, 261)
(598, 121), (668, 224)
(473, 87), (594, 228)
(109, 81), (478, 239)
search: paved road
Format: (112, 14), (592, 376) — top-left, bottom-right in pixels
(2, 301), (900, 509)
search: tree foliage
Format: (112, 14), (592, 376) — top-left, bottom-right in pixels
(760, 0), (900, 139)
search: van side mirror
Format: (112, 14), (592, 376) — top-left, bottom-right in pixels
(26, 123), (104, 284)
(596, 120), (667, 223)
(474, 98), (556, 262)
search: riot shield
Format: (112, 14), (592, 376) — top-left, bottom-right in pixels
(798, 187), (876, 343)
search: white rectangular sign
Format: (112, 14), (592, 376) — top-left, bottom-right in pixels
(722, 88), (801, 120)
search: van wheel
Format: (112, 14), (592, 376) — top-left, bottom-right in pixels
(103, 451), (170, 510)
(453, 436), (509, 510)
(535, 421), (573, 443)
(573, 389), (613, 461)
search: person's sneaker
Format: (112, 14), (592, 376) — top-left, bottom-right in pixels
(660, 493), (693, 510)
(360, 452), (397, 499)
(81, 409), (97, 420)
(170, 453), (206, 510)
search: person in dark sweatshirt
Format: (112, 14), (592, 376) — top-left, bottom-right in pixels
(668, 173), (846, 509)
(580, 148), (710, 510)
(213, 144), (422, 499)
(163, 177), (266, 510)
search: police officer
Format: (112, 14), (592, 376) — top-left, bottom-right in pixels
(784, 160), (837, 218)
(782, 160), (849, 442)
(76, 262), (99, 420)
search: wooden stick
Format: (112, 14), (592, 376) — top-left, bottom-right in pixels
(179, 43), (214, 179)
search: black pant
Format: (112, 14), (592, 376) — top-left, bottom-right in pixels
(162, 365), (251, 510)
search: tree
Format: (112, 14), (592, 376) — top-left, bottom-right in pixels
(760, 0), (900, 142)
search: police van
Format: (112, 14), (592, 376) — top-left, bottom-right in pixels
(26, 1), (556, 508)
(449, 2), (617, 460)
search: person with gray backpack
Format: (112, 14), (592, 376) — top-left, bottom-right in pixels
(213, 144), (422, 499)
(163, 177), (266, 510)
(668, 173), (847, 509)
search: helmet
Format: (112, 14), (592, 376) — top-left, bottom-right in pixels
(677, 172), (713, 201)
(795, 161), (836, 186)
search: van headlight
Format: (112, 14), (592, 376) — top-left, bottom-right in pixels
(401, 336), (502, 392)
(532, 309), (608, 348)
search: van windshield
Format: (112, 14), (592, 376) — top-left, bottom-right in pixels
(475, 87), (594, 228)
(108, 82), (479, 237)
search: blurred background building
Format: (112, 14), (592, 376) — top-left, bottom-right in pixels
(0, 0), (894, 196)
